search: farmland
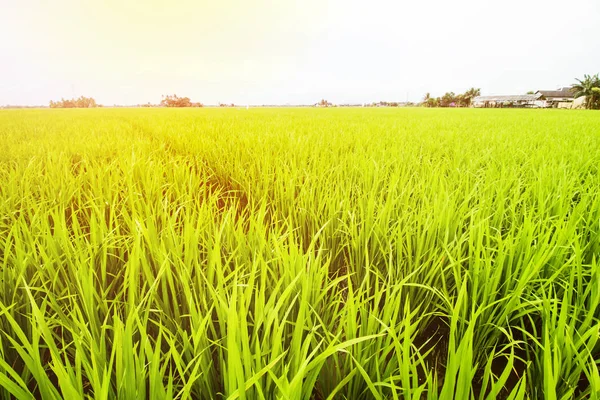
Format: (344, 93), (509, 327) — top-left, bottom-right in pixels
(1, 108), (599, 399)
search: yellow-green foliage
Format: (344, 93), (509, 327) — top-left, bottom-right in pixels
(1, 108), (599, 399)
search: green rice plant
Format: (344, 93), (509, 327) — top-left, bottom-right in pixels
(0, 108), (599, 399)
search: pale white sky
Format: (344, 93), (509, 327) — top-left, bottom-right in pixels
(1, 0), (598, 105)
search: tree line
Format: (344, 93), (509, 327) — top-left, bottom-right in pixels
(417, 73), (599, 110)
(49, 96), (98, 108)
(44, 76), (599, 109)
(421, 88), (481, 107)
(47, 94), (206, 108)
(159, 94), (203, 107)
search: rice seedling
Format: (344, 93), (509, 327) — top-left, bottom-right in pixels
(0, 107), (599, 399)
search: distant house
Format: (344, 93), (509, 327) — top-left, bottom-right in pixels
(572, 96), (587, 109)
(472, 94), (541, 108)
(535, 87), (575, 108)
(472, 87), (578, 109)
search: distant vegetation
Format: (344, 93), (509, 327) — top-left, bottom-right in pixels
(9, 76), (599, 110)
(572, 73), (600, 110)
(416, 73), (599, 110)
(160, 94), (203, 107)
(316, 99), (333, 107)
(422, 88), (481, 107)
(49, 96), (98, 108)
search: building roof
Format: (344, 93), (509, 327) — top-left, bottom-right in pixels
(473, 94), (540, 102)
(535, 87), (575, 99)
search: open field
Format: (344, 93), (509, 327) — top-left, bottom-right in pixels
(1, 108), (600, 399)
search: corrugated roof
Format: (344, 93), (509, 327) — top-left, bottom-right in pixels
(473, 94), (540, 102)
(535, 87), (575, 98)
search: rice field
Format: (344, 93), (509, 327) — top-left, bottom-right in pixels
(1, 108), (599, 399)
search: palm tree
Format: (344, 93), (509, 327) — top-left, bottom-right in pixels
(572, 74), (600, 109)
(441, 92), (456, 107)
(422, 93), (432, 107)
(456, 94), (468, 107)
(463, 88), (481, 107)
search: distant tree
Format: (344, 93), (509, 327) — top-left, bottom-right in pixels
(526, 90), (535, 95)
(463, 88), (481, 107)
(572, 74), (600, 109)
(317, 99), (332, 107)
(49, 96), (97, 108)
(455, 94), (467, 107)
(160, 94), (194, 107)
(422, 93), (438, 108)
(422, 88), (479, 107)
(76, 96), (96, 108)
(422, 93), (431, 107)
(440, 92), (456, 107)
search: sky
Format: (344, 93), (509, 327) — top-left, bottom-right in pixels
(1, 0), (599, 106)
